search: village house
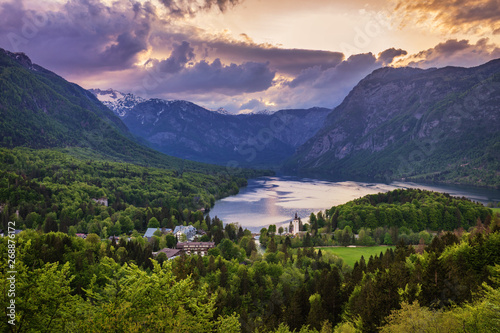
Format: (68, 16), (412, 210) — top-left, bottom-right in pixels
(144, 227), (173, 240)
(153, 248), (182, 260)
(173, 225), (197, 240)
(176, 242), (215, 256)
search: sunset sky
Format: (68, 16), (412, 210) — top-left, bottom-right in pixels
(1, 0), (499, 113)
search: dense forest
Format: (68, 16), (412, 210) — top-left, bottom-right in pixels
(0, 147), (269, 235)
(1, 189), (499, 332)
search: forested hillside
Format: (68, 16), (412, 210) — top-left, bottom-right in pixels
(326, 188), (492, 232)
(0, 48), (273, 236)
(0, 147), (267, 234)
(1, 190), (499, 332)
(0, 49), (129, 151)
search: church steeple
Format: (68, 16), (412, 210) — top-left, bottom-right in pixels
(291, 213), (300, 235)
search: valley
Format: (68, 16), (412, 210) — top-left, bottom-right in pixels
(0, 24), (499, 332)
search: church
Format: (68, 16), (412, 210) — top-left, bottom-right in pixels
(289, 213), (301, 235)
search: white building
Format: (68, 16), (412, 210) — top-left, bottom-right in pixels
(176, 242), (215, 256)
(290, 213), (300, 235)
(173, 225), (197, 240)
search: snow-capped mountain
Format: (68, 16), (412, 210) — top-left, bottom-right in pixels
(89, 88), (144, 117)
(89, 88), (331, 167)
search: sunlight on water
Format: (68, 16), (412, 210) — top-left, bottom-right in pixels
(208, 176), (500, 232)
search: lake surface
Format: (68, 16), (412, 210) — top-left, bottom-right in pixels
(208, 176), (500, 232)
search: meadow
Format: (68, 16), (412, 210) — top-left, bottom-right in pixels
(317, 246), (396, 267)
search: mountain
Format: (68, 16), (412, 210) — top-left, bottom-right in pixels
(91, 90), (331, 168)
(0, 48), (268, 177)
(0, 49), (129, 149)
(88, 88), (144, 117)
(288, 60), (500, 187)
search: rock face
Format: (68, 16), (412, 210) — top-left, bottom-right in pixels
(289, 60), (500, 186)
(91, 90), (331, 168)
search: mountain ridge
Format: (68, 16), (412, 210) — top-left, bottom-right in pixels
(288, 59), (500, 188)
(90, 88), (332, 168)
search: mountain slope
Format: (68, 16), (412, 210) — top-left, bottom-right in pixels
(289, 60), (500, 187)
(91, 89), (330, 168)
(0, 49), (129, 149)
(0, 48), (267, 176)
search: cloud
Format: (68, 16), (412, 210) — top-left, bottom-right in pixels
(159, 0), (241, 18)
(149, 41), (195, 74)
(148, 33), (345, 75)
(287, 48), (406, 89)
(395, 0), (500, 34)
(201, 39), (345, 75)
(378, 48), (407, 65)
(142, 47), (276, 95)
(0, 0), (156, 74)
(400, 38), (500, 68)
(3, 0), (498, 115)
(168, 59), (275, 94)
(238, 98), (268, 113)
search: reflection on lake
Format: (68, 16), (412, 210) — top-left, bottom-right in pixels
(208, 176), (500, 232)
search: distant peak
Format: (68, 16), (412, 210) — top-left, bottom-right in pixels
(256, 109), (273, 115)
(89, 88), (144, 117)
(215, 107), (230, 115)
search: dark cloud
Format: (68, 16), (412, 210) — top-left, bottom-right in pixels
(287, 48), (406, 89)
(378, 48), (407, 65)
(0, 0), (155, 74)
(395, 0), (500, 33)
(0, 1), (25, 28)
(148, 34), (345, 75)
(401, 38), (500, 68)
(433, 39), (470, 55)
(159, 0), (241, 18)
(144, 50), (275, 95)
(166, 59), (274, 94)
(151, 41), (195, 74)
(203, 40), (345, 75)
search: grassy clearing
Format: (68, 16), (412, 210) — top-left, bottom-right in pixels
(317, 246), (395, 267)
(491, 208), (500, 214)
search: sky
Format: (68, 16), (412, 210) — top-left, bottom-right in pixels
(1, 0), (499, 113)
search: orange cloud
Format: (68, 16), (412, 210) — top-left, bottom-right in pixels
(397, 38), (500, 68)
(395, 0), (500, 34)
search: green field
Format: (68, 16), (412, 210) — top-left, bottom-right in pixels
(317, 246), (395, 267)
(491, 208), (500, 214)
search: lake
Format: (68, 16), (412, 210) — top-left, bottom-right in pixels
(208, 176), (500, 231)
